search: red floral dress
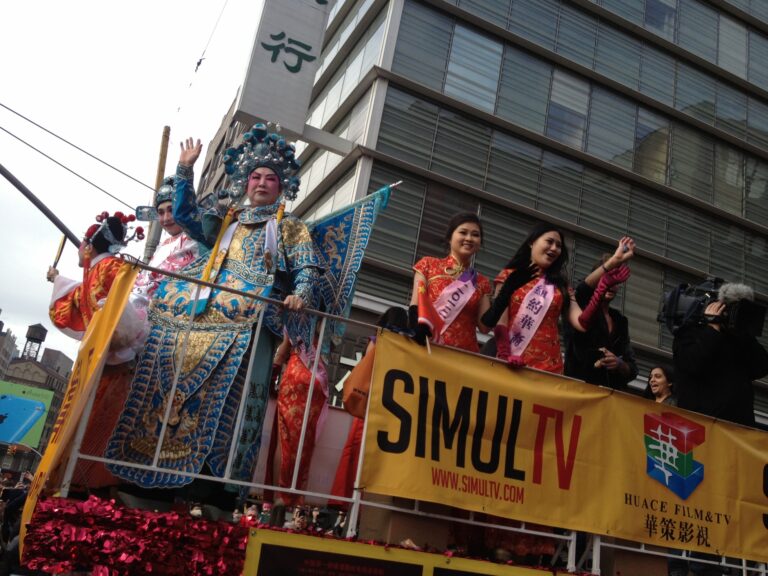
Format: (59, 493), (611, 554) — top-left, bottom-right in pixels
(413, 255), (491, 353)
(495, 269), (564, 375)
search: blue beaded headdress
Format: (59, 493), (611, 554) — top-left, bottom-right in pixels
(222, 123), (301, 201)
(155, 176), (176, 207)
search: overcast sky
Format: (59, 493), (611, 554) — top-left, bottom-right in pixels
(0, 0), (263, 360)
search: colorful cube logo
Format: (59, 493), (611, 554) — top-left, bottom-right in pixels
(644, 412), (705, 500)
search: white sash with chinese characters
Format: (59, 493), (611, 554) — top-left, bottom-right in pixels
(508, 277), (555, 356)
(432, 269), (477, 341)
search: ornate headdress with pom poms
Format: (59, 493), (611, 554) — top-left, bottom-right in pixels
(222, 123), (301, 201)
(84, 211), (144, 255)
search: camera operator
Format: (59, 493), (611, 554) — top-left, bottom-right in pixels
(673, 283), (768, 428)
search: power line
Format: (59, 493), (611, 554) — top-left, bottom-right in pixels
(0, 101), (155, 192)
(0, 125), (134, 210)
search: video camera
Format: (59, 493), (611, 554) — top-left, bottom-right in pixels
(658, 277), (766, 337)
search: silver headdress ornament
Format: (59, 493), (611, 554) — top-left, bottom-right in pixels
(222, 122), (301, 201)
(155, 176), (176, 207)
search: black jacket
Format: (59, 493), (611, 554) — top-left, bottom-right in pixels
(673, 322), (768, 427)
(564, 281), (638, 389)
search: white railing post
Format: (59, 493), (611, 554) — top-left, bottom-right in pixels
(566, 529), (577, 572)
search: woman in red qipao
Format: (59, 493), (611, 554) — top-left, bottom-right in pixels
(48, 212), (145, 488)
(478, 222), (588, 562)
(480, 222), (587, 373)
(408, 212), (492, 352)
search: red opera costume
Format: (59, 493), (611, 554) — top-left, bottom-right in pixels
(495, 269), (565, 374)
(413, 255), (491, 352)
(50, 253), (124, 337)
(269, 350), (328, 506)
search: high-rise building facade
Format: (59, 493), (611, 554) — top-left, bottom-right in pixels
(198, 0), (768, 423)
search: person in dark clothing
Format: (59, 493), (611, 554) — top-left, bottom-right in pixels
(565, 239), (638, 389)
(673, 283), (768, 428)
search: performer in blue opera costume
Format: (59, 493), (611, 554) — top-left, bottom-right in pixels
(106, 124), (391, 490)
(106, 125), (320, 487)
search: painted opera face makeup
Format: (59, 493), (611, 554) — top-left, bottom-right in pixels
(246, 167), (281, 207)
(157, 201), (182, 236)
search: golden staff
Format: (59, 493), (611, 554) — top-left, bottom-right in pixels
(52, 234), (66, 268)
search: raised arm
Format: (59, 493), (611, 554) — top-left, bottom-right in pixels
(584, 236), (635, 288)
(173, 138), (209, 246)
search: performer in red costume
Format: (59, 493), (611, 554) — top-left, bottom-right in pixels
(48, 212), (145, 488)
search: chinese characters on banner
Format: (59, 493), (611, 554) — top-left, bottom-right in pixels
(237, 0), (332, 134)
(361, 331), (768, 564)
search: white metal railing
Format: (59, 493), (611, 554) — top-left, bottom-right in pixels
(53, 256), (766, 575)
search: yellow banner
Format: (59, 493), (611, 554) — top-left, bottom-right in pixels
(20, 263), (138, 554)
(361, 331), (768, 563)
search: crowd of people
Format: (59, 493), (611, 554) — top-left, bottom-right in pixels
(37, 123), (768, 571)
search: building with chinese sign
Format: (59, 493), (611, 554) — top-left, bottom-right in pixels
(197, 0), (768, 427)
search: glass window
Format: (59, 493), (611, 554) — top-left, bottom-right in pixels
(415, 184), (478, 262)
(556, 4), (598, 69)
(475, 204), (533, 280)
(365, 163), (426, 268)
(713, 143), (744, 215)
(644, 0), (677, 41)
(444, 25), (504, 113)
(485, 131), (541, 208)
(538, 152), (583, 223)
(666, 205), (710, 270)
(629, 187), (667, 256)
(586, 87), (637, 169)
(377, 88), (439, 168)
(360, 11), (386, 72)
(715, 83), (747, 138)
(675, 63), (716, 125)
(392, 0), (453, 92)
(600, 0), (644, 24)
(430, 109), (492, 189)
(595, 24), (641, 90)
(496, 47), (552, 134)
(509, 0), (559, 51)
(580, 168), (630, 238)
(634, 108), (670, 184)
(747, 97), (768, 150)
(718, 16), (748, 78)
(546, 70), (590, 149)
(669, 123), (714, 201)
(746, 232), (768, 294)
(748, 31), (768, 92)
(356, 266), (412, 303)
(457, 0), (511, 28)
(677, 0), (717, 62)
(622, 258), (663, 348)
(710, 220), (744, 281)
(745, 157), (768, 224)
(639, 45), (675, 106)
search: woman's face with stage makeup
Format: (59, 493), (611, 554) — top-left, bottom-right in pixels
(246, 167), (281, 207)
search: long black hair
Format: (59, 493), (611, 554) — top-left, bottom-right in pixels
(505, 222), (570, 297)
(90, 217), (125, 255)
(443, 212), (484, 248)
